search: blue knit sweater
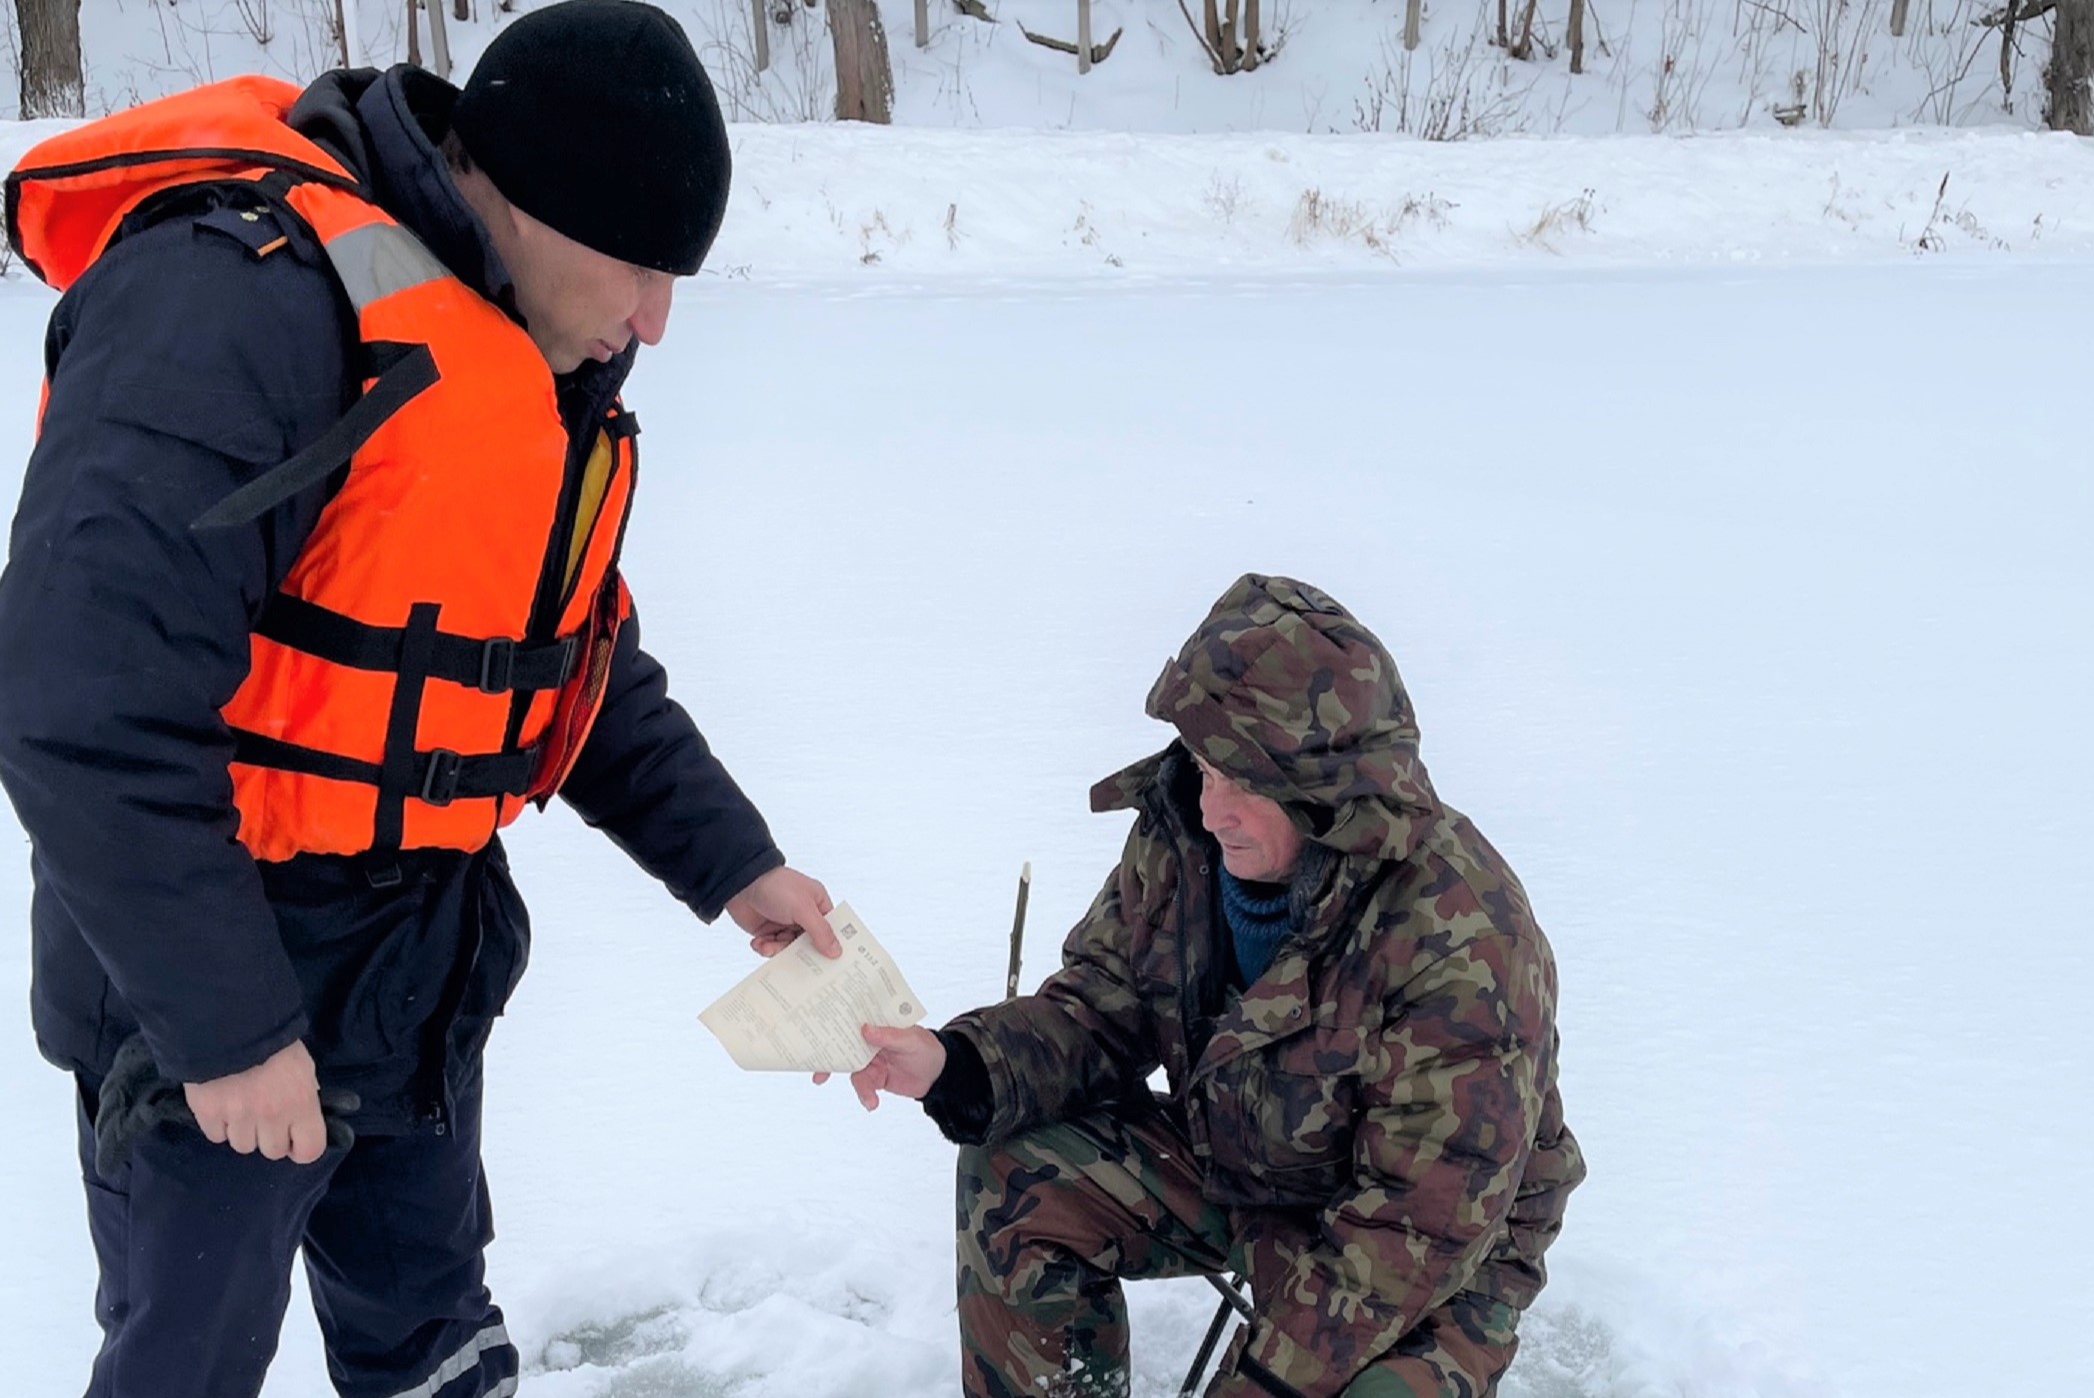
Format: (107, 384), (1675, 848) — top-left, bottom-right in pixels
(1220, 868), (1294, 986)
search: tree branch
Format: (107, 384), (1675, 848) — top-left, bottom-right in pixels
(1976, 0), (2054, 26)
(1016, 20), (1122, 62)
(1176, 0), (1228, 73)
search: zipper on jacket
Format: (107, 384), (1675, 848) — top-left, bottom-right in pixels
(1179, 859), (1207, 1077)
(1142, 758), (1212, 1096)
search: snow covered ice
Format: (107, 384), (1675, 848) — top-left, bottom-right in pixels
(0, 114), (2089, 1398)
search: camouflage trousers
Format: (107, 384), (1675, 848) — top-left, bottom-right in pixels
(955, 1106), (1519, 1398)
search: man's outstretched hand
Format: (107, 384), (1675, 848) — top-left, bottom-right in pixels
(815, 1024), (947, 1110)
(727, 865), (839, 958)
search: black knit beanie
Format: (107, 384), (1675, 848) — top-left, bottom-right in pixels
(451, 0), (731, 275)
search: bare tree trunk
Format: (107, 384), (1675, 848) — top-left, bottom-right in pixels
(2050, 0), (2094, 131)
(1569, 0), (1586, 69)
(1403, 0), (1422, 50)
(453, 0), (467, 21)
(341, 0), (366, 65)
(15, 0), (84, 118)
(1077, 0), (1092, 72)
(752, 0), (771, 72)
(916, 0), (930, 47)
(1242, 0), (1260, 69)
(1888, 0), (1910, 35)
(405, 0), (423, 67)
(2002, 0), (2020, 102)
(425, 0), (452, 78)
(1496, 0), (1509, 47)
(1511, 0), (1539, 57)
(829, 0), (894, 123)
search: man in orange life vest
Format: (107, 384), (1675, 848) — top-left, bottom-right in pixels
(0, 4), (834, 1396)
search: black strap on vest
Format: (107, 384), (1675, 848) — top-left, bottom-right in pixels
(256, 594), (579, 694)
(230, 598), (548, 857)
(230, 731), (539, 807)
(190, 341), (439, 531)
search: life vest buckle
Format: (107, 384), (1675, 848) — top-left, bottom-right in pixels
(420, 748), (462, 806)
(478, 638), (515, 694)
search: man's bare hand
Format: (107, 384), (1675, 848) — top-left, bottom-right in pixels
(814, 1024), (947, 1111)
(727, 865), (839, 958)
(183, 1040), (327, 1164)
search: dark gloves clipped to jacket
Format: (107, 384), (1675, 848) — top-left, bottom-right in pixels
(94, 1034), (361, 1180)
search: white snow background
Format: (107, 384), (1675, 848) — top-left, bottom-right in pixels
(6, 0), (2089, 137)
(0, 112), (2089, 1398)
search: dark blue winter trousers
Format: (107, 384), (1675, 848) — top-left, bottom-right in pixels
(73, 1071), (518, 1398)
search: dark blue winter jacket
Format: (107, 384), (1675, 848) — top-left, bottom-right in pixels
(0, 66), (783, 1131)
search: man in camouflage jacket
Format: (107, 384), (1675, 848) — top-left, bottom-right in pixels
(846, 574), (1584, 1398)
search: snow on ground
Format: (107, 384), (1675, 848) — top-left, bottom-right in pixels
(8, 118), (2088, 282)
(0, 0), (2076, 137)
(0, 127), (2089, 1398)
(699, 124), (2094, 277)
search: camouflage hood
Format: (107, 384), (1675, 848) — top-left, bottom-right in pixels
(1091, 575), (1441, 863)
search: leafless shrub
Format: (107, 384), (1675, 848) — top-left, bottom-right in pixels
(1286, 187), (1455, 255)
(1906, 0), (2003, 119)
(1648, 0), (1723, 128)
(232, 0), (277, 47)
(106, 0), (349, 102)
(858, 207), (904, 264)
(1068, 200), (1114, 259)
(1397, 191), (1458, 230)
(1804, 0), (1886, 122)
(1904, 170), (2009, 250)
(1725, 0), (1791, 123)
(1355, 15), (1540, 139)
(1519, 188), (1600, 247)
(701, 0), (831, 123)
(1287, 188), (1374, 244)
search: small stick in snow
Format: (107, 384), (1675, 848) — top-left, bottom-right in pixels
(1005, 862), (1031, 1002)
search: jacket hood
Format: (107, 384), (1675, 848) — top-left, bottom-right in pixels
(290, 65), (514, 317)
(1092, 574), (1440, 863)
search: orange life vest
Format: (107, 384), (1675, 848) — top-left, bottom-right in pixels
(6, 75), (636, 863)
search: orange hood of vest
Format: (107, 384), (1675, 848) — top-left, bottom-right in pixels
(7, 74), (356, 292)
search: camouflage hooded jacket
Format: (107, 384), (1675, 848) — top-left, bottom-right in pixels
(943, 575), (1584, 1398)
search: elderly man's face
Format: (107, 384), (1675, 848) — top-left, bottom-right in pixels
(1193, 753), (1304, 883)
